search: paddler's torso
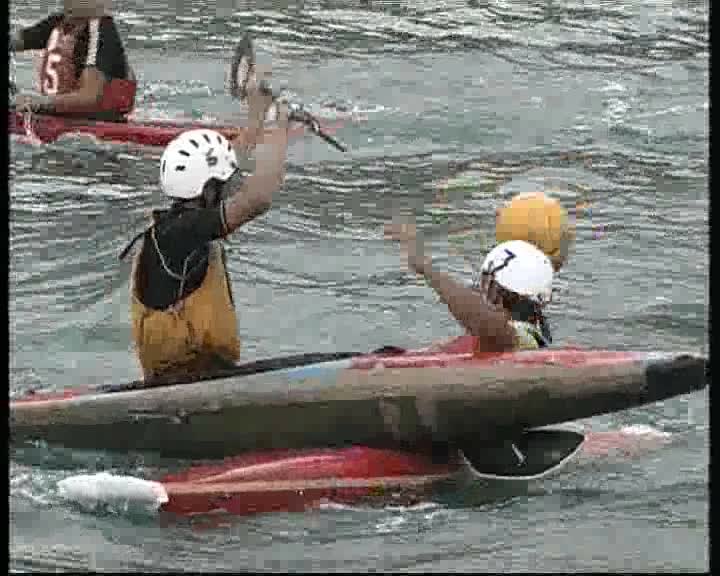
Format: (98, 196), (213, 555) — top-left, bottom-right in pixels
(128, 206), (240, 381)
(26, 13), (135, 119)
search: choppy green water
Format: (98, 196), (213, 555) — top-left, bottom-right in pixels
(10, 0), (708, 572)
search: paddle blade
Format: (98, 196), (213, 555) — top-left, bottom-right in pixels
(228, 34), (255, 101)
(459, 428), (585, 480)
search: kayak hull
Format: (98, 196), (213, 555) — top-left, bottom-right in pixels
(11, 341), (707, 458)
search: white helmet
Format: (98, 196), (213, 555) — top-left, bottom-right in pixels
(480, 240), (554, 305)
(160, 129), (238, 200)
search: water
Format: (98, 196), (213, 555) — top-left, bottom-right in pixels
(9, 0), (708, 571)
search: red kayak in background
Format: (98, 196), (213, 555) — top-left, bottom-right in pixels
(8, 109), (340, 147)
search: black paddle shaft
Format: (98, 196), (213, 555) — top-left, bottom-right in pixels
(285, 102), (348, 152)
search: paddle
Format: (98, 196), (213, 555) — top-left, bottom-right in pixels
(228, 34), (348, 153)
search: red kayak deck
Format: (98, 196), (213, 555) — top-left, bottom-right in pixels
(9, 110), (340, 147)
(12, 337), (669, 404)
(352, 335), (652, 369)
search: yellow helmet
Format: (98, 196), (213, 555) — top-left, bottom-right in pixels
(495, 192), (575, 271)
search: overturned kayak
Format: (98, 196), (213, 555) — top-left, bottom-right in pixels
(56, 426), (672, 518)
(11, 337), (707, 458)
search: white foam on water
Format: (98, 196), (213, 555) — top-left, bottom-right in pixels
(57, 473), (168, 512)
(316, 499), (440, 515)
(619, 424), (672, 439)
(386, 501), (441, 513)
(317, 500), (360, 512)
(375, 515), (407, 534)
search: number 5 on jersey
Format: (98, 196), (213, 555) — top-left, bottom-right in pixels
(42, 29), (63, 95)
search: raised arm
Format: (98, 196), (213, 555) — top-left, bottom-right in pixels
(385, 221), (516, 352)
(221, 79), (290, 234)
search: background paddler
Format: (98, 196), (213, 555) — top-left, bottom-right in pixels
(12, 0), (136, 121)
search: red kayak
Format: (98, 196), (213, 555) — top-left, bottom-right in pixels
(8, 109), (340, 147)
(56, 425), (672, 520)
(160, 446), (458, 517)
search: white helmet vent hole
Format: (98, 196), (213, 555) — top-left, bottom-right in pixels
(178, 150), (190, 157)
(189, 139), (199, 148)
(161, 160), (166, 173)
(175, 165), (186, 171)
(203, 133), (211, 143)
(217, 135), (223, 144)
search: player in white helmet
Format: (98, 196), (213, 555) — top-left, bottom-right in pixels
(475, 240), (554, 348)
(386, 220), (554, 352)
(120, 73), (290, 382)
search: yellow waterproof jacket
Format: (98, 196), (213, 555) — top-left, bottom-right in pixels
(130, 233), (240, 380)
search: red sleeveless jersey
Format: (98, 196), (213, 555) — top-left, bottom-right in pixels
(37, 18), (136, 116)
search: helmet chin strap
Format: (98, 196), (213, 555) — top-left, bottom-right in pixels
(200, 179), (227, 209)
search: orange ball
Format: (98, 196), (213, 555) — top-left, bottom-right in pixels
(495, 192), (575, 271)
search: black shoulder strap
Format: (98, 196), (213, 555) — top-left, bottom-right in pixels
(118, 227), (150, 261)
(511, 301), (552, 348)
(532, 330), (550, 349)
(118, 208), (174, 261)
(530, 317), (552, 348)
(539, 315), (552, 346)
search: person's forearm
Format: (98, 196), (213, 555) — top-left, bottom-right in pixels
(222, 120), (289, 232)
(252, 124), (289, 191)
(411, 255), (515, 351)
(231, 104), (270, 155)
(48, 89), (103, 113)
(420, 261), (483, 332)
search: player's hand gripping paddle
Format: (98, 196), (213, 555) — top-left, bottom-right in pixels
(228, 34), (348, 153)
